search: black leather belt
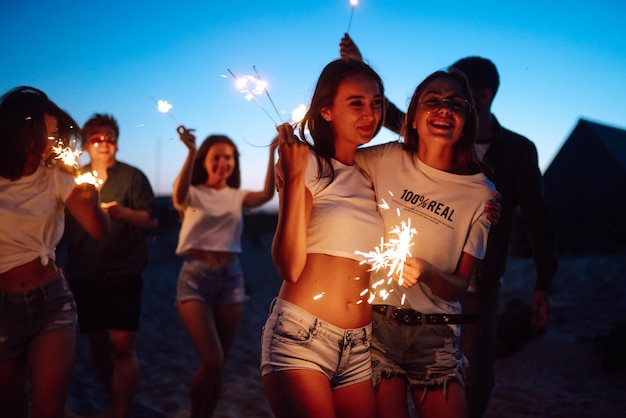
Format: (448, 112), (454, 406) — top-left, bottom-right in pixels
(372, 304), (480, 325)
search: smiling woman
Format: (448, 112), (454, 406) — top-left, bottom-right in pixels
(171, 125), (277, 418)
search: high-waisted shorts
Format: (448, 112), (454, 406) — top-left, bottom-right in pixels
(261, 297), (372, 390)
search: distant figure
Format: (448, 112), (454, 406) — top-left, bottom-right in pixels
(261, 58), (385, 418)
(340, 33), (558, 418)
(173, 126), (276, 418)
(0, 87), (109, 418)
(63, 114), (157, 418)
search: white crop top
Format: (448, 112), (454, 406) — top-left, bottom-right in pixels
(0, 166), (75, 274)
(305, 149), (384, 261)
(175, 185), (249, 255)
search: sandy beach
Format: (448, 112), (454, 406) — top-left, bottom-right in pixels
(65, 216), (626, 418)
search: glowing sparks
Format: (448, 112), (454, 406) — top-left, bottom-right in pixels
(52, 142), (81, 169)
(356, 218), (417, 287)
(227, 68), (284, 126)
(74, 170), (103, 187)
(157, 99), (173, 114)
(290, 104), (307, 124)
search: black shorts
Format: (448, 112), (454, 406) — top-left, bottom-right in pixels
(68, 275), (143, 333)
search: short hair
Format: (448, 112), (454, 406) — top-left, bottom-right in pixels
(192, 135), (241, 188)
(0, 86), (80, 180)
(450, 56), (500, 98)
(299, 58), (385, 182)
(82, 113), (120, 139)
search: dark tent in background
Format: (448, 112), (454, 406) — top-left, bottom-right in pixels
(542, 118), (626, 253)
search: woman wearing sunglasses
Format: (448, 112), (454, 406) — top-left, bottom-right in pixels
(354, 70), (496, 418)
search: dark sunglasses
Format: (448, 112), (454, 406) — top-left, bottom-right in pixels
(419, 95), (473, 115)
(89, 135), (117, 145)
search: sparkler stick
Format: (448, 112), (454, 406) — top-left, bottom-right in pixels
(347, 0), (358, 34)
(253, 66), (283, 124)
(227, 69), (280, 126)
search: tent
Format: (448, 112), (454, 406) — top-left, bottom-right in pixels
(543, 118), (626, 221)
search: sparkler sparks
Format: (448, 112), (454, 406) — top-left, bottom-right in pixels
(157, 99), (173, 114)
(74, 170), (103, 187)
(355, 218), (417, 289)
(227, 68), (281, 126)
(52, 143), (81, 169)
(291, 104), (307, 124)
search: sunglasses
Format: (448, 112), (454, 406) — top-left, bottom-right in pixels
(89, 135), (117, 146)
(419, 95), (473, 116)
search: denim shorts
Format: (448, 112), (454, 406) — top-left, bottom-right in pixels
(370, 309), (468, 392)
(260, 298), (372, 390)
(176, 258), (248, 308)
(0, 273), (77, 359)
(68, 274), (143, 333)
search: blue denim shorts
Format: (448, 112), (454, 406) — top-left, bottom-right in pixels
(370, 309), (467, 391)
(0, 273), (77, 359)
(176, 258), (248, 308)
(260, 298), (372, 390)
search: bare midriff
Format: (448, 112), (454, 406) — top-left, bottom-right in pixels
(277, 253), (373, 329)
(0, 258), (59, 292)
(186, 248), (238, 267)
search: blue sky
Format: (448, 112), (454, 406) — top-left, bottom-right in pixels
(2, 0), (625, 211)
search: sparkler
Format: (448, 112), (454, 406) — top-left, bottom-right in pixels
(253, 66), (283, 124)
(347, 0), (358, 34)
(74, 170), (103, 187)
(356, 218), (417, 280)
(355, 217), (417, 297)
(227, 68), (281, 126)
(48, 132), (104, 187)
(52, 142), (81, 169)
(290, 104), (307, 124)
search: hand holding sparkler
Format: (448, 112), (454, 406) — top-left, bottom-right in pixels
(393, 257), (433, 289)
(71, 182), (100, 207)
(276, 123), (308, 184)
(339, 33), (363, 61)
(176, 125), (197, 152)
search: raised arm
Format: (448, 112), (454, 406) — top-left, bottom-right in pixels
(172, 125), (197, 211)
(271, 123), (311, 283)
(339, 33), (405, 134)
(243, 136), (278, 209)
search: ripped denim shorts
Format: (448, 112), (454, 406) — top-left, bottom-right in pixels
(370, 309), (468, 391)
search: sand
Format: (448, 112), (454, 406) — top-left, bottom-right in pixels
(65, 224), (626, 418)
